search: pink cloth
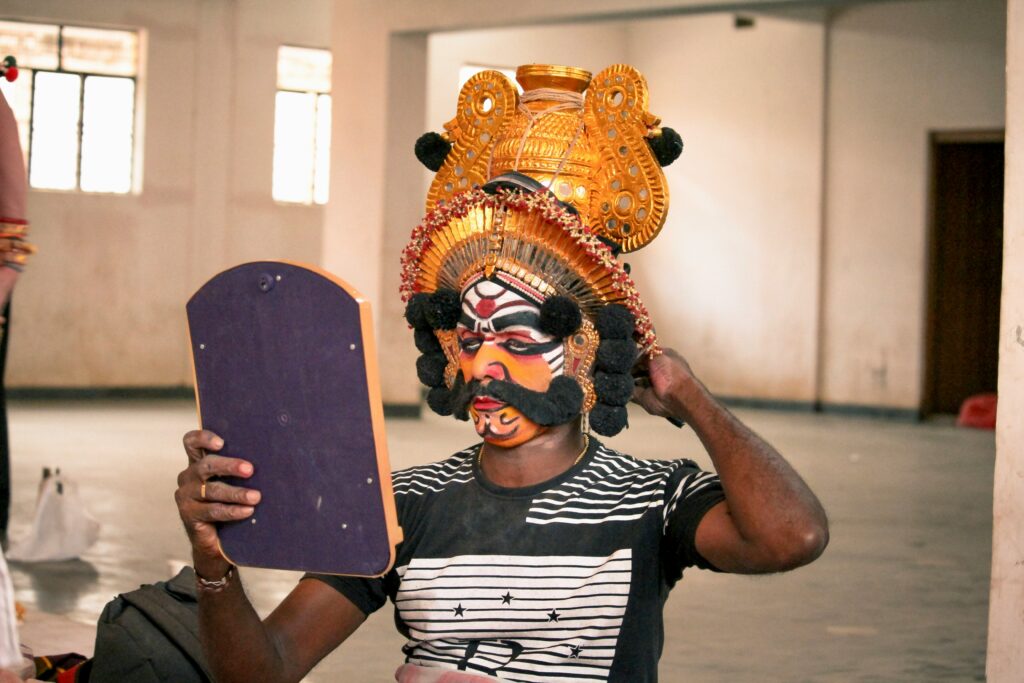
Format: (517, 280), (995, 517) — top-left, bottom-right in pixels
(395, 664), (502, 683)
(957, 393), (997, 430)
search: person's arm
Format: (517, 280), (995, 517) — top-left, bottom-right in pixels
(634, 349), (828, 574)
(0, 88), (26, 323)
(175, 430), (367, 682)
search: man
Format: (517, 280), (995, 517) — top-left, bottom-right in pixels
(174, 63), (827, 682)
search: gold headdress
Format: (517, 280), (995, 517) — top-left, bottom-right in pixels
(402, 63), (681, 349)
(401, 63), (683, 433)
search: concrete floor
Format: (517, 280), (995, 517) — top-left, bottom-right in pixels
(4, 399), (994, 682)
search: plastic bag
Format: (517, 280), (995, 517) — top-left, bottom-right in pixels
(7, 469), (100, 562)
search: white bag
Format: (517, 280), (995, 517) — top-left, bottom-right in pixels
(7, 470), (100, 562)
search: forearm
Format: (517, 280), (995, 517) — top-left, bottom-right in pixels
(177, 433), (351, 682)
(195, 558), (291, 683)
(665, 374), (828, 569)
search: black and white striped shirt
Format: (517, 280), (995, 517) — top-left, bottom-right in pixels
(311, 439), (724, 682)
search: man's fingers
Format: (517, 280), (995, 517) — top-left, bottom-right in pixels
(183, 429), (225, 462)
(200, 480), (261, 506)
(197, 454), (254, 480)
(196, 502), (255, 523)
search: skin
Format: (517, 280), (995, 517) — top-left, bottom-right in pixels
(634, 349), (829, 573)
(174, 309), (828, 682)
(0, 87), (24, 328)
(458, 278), (563, 447)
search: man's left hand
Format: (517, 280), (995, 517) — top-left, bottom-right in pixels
(632, 347), (699, 421)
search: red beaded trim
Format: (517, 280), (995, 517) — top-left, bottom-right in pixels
(400, 188), (657, 352)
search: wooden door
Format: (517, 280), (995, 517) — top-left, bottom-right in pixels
(924, 133), (1004, 415)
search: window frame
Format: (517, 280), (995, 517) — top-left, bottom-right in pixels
(272, 43), (332, 206)
(2, 20), (140, 194)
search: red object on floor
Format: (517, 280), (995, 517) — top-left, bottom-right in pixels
(957, 393), (997, 429)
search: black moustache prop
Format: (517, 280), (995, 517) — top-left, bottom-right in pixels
(448, 375), (584, 426)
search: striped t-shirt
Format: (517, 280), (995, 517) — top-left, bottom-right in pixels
(309, 438), (724, 683)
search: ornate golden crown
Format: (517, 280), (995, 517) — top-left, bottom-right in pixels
(402, 63), (683, 355)
(425, 64), (670, 252)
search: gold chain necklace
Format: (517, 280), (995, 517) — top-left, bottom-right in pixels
(479, 434), (590, 468)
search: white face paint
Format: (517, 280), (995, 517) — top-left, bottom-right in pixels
(459, 277), (565, 376)
(457, 275), (566, 446)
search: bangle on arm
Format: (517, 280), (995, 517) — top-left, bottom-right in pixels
(195, 565), (235, 593)
(0, 219), (36, 269)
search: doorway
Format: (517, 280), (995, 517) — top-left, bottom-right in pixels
(924, 131), (1004, 415)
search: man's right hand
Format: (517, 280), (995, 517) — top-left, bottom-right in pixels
(174, 430), (260, 578)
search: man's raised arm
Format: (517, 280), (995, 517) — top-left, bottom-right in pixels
(634, 348), (829, 574)
(175, 430), (367, 683)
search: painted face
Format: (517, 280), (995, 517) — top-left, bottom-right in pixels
(458, 275), (564, 447)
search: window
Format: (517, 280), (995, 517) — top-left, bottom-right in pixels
(0, 21), (139, 193)
(273, 46), (331, 205)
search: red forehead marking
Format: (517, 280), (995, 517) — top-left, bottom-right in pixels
(475, 298), (497, 318)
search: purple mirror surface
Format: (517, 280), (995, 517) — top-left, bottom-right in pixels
(187, 261), (396, 576)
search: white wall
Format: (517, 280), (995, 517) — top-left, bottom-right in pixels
(626, 11), (826, 400)
(3, 0), (329, 388)
(821, 0), (1007, 408)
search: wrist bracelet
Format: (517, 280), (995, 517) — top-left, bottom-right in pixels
(195, 565), (234, 593)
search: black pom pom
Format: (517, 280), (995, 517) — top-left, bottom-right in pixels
(416, 353), (448, 387)
(427, 289), (461, 330)
(594, 371), (634, 406)
(595, 304), (635, 340)
(414, 132), (451, 172)
(648, 127), (683, 167)
(404, 293), (432, 329)
(426, 385), (454, 416)
(538, 296), (582, 338)
(547, 375), (584, 415)
(596, 339), (638, 373)
(414, 328), (442, 354)
(590, 403), (628, 436)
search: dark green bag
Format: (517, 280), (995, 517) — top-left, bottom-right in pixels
(90, 567), (212, 682)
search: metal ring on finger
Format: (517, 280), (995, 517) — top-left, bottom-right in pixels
(200, 481), (207, 500)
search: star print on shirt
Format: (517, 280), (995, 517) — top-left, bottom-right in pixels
(453, 603), (466, 617)
(501, 591), (514, 605)
(547, 609), (560, 622)
(569, 644), (583, 659)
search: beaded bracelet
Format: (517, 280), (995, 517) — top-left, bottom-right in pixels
(195, 566), (234, 593)
(0, 220), (29, 238)
(0, 220), (36, 269)
(0, 239), (36, 269)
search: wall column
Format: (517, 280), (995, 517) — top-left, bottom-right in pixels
(988, 0), (1024, 679)
(325, 8), (427, 405)
(377, 32), (430, 408)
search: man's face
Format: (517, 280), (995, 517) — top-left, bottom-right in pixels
(457, 277), (564, 447)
